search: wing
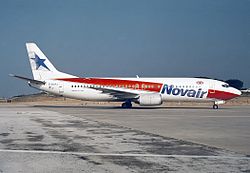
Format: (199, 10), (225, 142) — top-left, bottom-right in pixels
(90, 86), (139, 100)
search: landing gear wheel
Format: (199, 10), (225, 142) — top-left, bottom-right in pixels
(213, 104), (218, 109)
(127, 102), (132, 108)
(122, 103), (126, 108)
(121, 101), (132, 108)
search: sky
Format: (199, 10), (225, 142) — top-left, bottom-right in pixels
(0, 0), (249, 98)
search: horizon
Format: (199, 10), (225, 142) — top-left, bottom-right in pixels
(0, 0), (249, 97)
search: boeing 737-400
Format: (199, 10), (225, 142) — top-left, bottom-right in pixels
(11, 43), (241, 109)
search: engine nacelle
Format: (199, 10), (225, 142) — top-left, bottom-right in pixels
(138, 94), (163, 106)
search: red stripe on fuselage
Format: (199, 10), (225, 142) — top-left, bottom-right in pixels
(207, 89), (238, 100)
(56, 78), (163, 92)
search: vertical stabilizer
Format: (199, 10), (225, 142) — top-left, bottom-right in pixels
(26, 43), (76, 80)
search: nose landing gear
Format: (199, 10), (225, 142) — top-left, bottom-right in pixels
(213, 104), (219, 109)
(212, 100), (225, 109)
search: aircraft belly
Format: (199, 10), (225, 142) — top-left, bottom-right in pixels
(64, 89), (113, 101)
(161, 94), (207, 102)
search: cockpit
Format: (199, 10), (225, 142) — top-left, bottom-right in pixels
(222, 83), (230, 88)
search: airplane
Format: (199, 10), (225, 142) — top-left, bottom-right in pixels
(11, 43), (242, 109)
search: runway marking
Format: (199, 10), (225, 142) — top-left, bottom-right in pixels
(167, 116), (250, 118)
(200, 116), (250, 118)
(0, 149), (249, 160)
(75, 113), (250, 118)
(127, 115), (250, 118)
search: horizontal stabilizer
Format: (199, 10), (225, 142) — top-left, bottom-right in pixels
(9, 74), (45, 85)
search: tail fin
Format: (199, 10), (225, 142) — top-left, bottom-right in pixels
(26, 43), (76, 80)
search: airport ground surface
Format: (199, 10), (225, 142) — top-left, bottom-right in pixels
(0, 104), (249, 172)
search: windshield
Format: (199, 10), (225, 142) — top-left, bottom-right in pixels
(222, 84), (229, 88)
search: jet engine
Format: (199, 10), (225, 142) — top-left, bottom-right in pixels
(138, 93), (163, 106)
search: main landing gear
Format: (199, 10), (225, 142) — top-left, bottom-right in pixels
(121, 100), (132, 108)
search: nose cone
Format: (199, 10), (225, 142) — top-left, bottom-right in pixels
(224, 88), (241, 100)
(222, 87), (242, 100)
(233, 88), (242, 96)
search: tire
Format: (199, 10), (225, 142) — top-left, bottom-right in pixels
(213, 104), (218, 109)
(126, 102), (132, 108)
(122, 103), (126, 108)
(121, 102), (132, 108)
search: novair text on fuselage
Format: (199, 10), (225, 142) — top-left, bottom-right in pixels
(161, 84), (207, 98)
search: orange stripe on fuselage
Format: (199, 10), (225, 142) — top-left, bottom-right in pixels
(56, 78), (163, 92)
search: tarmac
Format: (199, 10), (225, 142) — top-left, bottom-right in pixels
(0, 104), (250, 172)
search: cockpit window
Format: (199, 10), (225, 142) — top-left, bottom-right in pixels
(222, 84), (229, 88)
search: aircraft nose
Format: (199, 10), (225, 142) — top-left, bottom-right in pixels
(232, 87), (242, 97)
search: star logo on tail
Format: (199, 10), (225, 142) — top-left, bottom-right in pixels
(31, 54), (50, 71)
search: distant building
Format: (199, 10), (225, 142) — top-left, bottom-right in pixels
(0, 97), (6, 103)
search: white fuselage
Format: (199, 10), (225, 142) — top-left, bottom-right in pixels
(32, 77), (241, 103)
